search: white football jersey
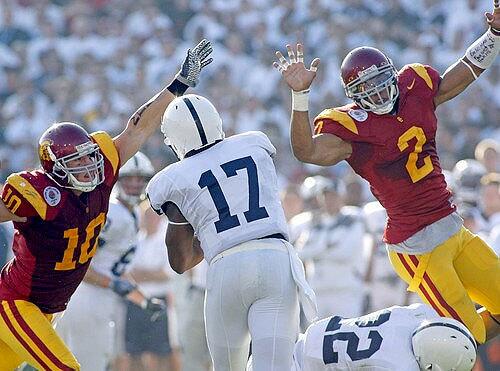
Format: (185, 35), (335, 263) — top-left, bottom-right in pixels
(147, 131), (289, 263)
(91, 197), (139, 278)
(298, 206), (365, 291)
(294, 303), (438, 371)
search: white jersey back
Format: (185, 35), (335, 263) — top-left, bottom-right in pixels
(295, 303), (438, 371)
(147, 131), (289, 263)
(91, 198), (139, 278)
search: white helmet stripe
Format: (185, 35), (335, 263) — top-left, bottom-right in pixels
(183, 97), (208, 146)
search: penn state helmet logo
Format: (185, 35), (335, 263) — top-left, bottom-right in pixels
(43, 186), (61, 207)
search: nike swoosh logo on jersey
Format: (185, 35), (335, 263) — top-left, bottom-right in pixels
(407, 78), (416, 90)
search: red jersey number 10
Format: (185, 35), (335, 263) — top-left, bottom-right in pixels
(397, 126), (434, 183)
(55, 212), (106, 271)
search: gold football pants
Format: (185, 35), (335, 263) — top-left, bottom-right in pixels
(389, 226), (500, 344)
(0, 300), (80, 370)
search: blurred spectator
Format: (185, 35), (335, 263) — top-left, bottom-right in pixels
(296, 176), (366, 318)
(452, 159), (487, 207)
(177, 262), (212, 371)
(125, 205), (181, 371)
(280, 184), (304, 222)
(362, 201), (420, 312)
(0, 0), (495, 180)
(0, 222), (13, 268)
(0, 1), (498, 367)
(479, 173), (500, 255)
(0, 5), (31, 46)
(475, 138), (499, 173)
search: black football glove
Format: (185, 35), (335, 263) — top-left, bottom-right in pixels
(144, 297), (167, 322)
(109, 278), (136, 297)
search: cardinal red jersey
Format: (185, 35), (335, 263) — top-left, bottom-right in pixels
(314, 63), (455, 244)
(0, 131), (120, 313)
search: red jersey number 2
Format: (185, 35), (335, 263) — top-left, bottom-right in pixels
(55, 212), (106, 271)
(397, 126), (434, 183)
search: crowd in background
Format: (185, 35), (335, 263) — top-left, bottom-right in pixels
(0, 0), (498, 180)
(0, 0), (498, 370)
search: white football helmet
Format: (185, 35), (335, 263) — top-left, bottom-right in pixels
(452, 159), (486, 205)
(362, 201), (387, 235)
(161, 94), (225, 159)
(117, 151), (154, 205)
(300, 175), (342, 200)
(412, 317), (477, 371)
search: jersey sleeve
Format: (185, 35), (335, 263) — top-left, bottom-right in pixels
(400, 63), (441, 100)
(2, 174), (47, 219)
(90, 131), (121, 187)
(145, 171), (175, 215)
(313, 108), (364, 143)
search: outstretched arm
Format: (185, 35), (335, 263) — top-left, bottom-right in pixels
(274, 44), (352, 166)
(114, 39), (213, 165)
(163, 202), (204, 274)
(434, 1), (499, 107)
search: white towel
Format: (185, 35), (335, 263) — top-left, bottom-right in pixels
(282, 240), (318, 323)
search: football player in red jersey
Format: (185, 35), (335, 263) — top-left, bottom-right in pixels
(274, 2), (500, 345)
(0, 39), (212, 370)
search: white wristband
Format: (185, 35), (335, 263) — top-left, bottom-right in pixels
(167, 218), (190, 225)
(465, 29), (500, 70)
(292, 89), (310, 111)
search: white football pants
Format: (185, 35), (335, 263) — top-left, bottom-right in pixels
(56, 282), (126, 371)
(205, 240), (299, 371)
(179, 285), (212, 371)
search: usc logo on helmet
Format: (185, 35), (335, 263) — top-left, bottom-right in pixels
(39, 140), (53, 161)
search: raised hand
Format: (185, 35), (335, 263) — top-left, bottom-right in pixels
(176, 39), (213, 88)
(273, 44), (320, 92)
(486, 0), (500, 32)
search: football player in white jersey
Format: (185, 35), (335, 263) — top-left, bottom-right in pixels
(291, 303), (477, 371)
(146, 94), (317, 371)
(362, 201), (419, 312)
(246, 303), (476, 371)
(296, 175), (365, 318)
(57, 152), (165, 371)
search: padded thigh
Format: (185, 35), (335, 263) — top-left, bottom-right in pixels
(205, 248), (299, 371)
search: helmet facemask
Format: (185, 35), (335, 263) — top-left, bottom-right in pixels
(49, 141), (105, 192)
(115, 151), (154, 205)
(345, 63), (399, 115)
(116, 176), (149, 206)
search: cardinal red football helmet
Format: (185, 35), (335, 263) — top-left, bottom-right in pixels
(340, 47), (399, 115)
(38, 122), (105, 192)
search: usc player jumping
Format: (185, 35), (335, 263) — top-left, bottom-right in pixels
(274, 1), (500, 345)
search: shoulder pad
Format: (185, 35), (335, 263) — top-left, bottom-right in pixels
(315, 108), (358, 135)
(401, 63), (435, 91)
(5, 172), (55, 220)
(91, 131), (120, 175)
(146, 169), (174, 215)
